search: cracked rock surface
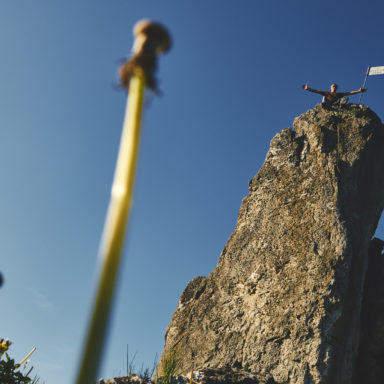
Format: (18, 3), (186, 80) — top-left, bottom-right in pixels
(158, 104), (384, 384)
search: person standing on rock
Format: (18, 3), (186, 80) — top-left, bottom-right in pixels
(302, 83), (366, 107)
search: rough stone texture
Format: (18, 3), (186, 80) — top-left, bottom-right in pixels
(99, 369), (273, 384)
(158, 104), (384, 384)
(99, 375), (152, 384)
(354, 237), (384, 383)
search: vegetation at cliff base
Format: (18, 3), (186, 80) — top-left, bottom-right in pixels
(0, 340), (42, 384)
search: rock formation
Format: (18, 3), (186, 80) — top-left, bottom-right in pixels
(158, 104), (384, 384)
(354, 237), (384, 383)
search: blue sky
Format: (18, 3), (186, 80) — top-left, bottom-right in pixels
(1, 1), (384, 383)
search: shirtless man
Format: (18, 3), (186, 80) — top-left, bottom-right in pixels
(302, 83), (366, 106)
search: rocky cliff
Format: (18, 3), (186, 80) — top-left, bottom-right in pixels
(158, 104), (384, 384)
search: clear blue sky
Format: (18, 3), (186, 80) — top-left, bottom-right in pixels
(1, 1), (383, 383)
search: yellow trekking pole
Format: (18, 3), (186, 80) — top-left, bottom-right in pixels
(75, 20), (171, 384)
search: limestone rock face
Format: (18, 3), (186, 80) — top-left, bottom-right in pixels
(159, 105), (384, 384)
(355, 238), (384, 383)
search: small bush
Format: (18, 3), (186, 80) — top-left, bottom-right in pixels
(0, 340), (41, 384)
(0, 354), (32, 384)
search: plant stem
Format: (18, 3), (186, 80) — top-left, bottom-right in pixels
(17, 347), (36, 367)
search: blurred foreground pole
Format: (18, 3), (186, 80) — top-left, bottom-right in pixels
(75, 20), (171, 384)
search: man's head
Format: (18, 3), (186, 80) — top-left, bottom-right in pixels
(330, 83), (338, 92)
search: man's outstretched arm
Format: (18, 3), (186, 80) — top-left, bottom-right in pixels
(342, 87), (367, 96)
(302, 84), (327, 96)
